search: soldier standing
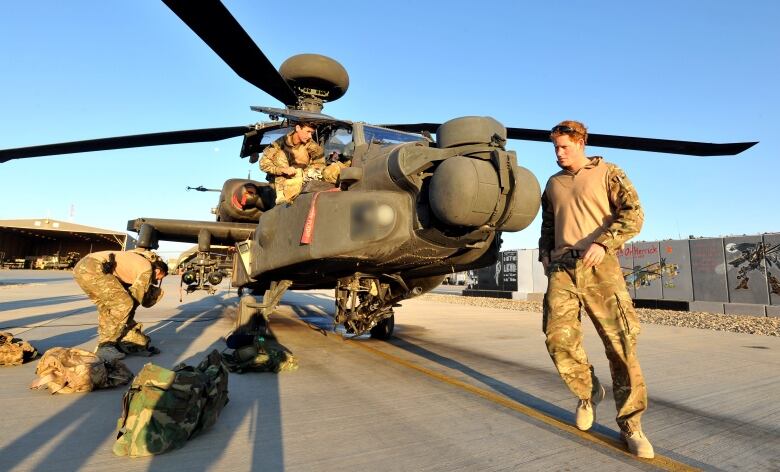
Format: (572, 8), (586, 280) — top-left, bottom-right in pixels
(260, 122), (326, 204)
(538, 120), (653, 458)
(73, 249), (168, 362)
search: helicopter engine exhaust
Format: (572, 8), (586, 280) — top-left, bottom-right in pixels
(216, 178), (276, 223)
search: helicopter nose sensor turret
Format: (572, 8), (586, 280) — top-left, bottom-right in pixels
(279, 54), (349, 113)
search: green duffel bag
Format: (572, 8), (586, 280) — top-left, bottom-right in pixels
(112, 349), (229, 457)
(222, 334), (298, 374)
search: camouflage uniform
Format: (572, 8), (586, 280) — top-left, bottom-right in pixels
(73, 250), (160, 347)
(539, 157), (647, 433)
(322, 159), (351, 184)
(259, 131), (325, 204)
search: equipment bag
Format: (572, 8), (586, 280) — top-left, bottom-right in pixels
(30, 347), (133, 394)
(222, 334), (298, 374)
(0, 331), (39, 366)
(118, 322), (160, 356)
(113, 349), (229, 457)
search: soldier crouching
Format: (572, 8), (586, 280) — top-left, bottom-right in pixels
(73, 249), (168, 362)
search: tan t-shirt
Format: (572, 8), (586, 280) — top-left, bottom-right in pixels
(539, 157), (644, 260)
(88, 250), (153, 302)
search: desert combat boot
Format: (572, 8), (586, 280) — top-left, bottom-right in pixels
(94, 343), (126, 362)
(575, 378), (606, 431)
(622, 430), (655, 459)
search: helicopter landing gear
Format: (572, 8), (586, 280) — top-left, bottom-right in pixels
(234, 280), (292, 336)
(369, 311), (395, 340)
(335, 275), (396, 339)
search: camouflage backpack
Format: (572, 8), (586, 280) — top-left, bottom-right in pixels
(222, 334), (298, 374)
(30, 347), (133, 394)
(113, 349), (229, 457)
(0, 331), (39, 366)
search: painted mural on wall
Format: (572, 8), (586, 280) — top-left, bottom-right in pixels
(764, 234), (780, 306)
(623, 258), (679, 289)
(725, 241), (780, 294)
(618, 243), (675, 299)
(469, 233), (779, 306)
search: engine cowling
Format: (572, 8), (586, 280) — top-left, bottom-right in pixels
(429, 117), (541, 233)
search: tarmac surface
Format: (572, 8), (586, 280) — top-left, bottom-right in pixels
(1, 270), (779, 472)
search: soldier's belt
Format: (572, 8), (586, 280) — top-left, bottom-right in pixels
(554, 249), (584, 261)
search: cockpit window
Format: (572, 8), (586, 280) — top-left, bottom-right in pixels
(260, 127), (290, 145)
(363, 125), (425, 145)
(324, 126), (353, 155)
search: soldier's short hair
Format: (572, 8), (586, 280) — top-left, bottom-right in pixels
(550, 120), (588, 145)
(297, 121), (317, 131)
(152, 259), (169, 276)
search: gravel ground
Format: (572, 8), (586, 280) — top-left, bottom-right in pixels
(421, 293), (780, 337)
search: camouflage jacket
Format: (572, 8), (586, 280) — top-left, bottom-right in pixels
(259, 132), (325, 203)
(259, 132), (325, 178)
(539, 157), (643, 261)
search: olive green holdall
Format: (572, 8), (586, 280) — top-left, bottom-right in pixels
(112, 349), (229, 457)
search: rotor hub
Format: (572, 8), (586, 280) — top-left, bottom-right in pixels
(279, 54), (349, 112)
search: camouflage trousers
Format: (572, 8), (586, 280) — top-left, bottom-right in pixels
(73, 257), (136, 345)
(543, 253), (647, 433)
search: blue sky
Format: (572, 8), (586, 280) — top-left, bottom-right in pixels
(1, 1), (777, 258)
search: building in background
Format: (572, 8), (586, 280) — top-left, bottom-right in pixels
(0, 218), (132, 269)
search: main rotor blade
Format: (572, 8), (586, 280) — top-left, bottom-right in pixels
(163, 0), (298, 106)
(0, 126), (251, 163)
(381, 123), (757, 156)
(505, 127), (757, 157)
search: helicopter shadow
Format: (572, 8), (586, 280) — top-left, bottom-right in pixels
(0, 276), (72, 286)
(145, 291), (288, 472)
(0, 294), (86, 314)
(0, 290), (285, 472)
(0, 306), (95, 335)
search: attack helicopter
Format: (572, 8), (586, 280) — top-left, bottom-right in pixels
(0, 1), (758, 339)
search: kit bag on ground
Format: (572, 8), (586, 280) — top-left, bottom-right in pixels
(30, 347), (133, 394)
(222, 333), (298, 373)
(118, 322), (160, 356)
(113, 349), (229, 457)
(0, 331), (39, 366)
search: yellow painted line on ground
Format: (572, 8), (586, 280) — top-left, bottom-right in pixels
(348, 338), (699, 472)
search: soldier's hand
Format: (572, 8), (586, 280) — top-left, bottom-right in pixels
(582, 243), (606, 269)
(282, 166), (297, 177)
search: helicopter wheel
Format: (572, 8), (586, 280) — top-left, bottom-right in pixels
(369, 311), (394, 340)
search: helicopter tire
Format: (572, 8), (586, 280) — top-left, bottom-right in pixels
(369, 312), (395, 340)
